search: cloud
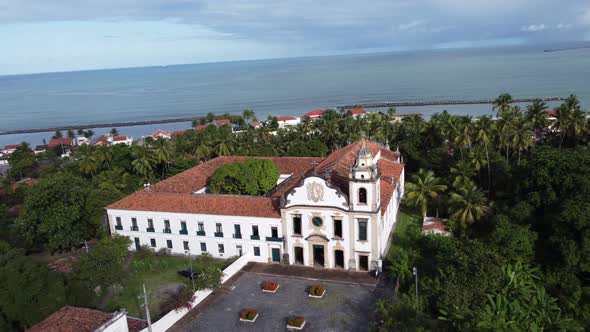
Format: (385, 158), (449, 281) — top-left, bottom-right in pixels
(521, 24), (547, 32)
(398, 19), (428, 31)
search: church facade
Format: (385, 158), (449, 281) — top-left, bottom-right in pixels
(106, 140), (404, 271)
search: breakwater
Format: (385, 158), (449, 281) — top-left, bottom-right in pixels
(0, 97), (566, 136)
(337, 97), (565, 110)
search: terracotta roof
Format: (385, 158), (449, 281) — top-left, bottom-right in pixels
(277, 116), (297, 121)
(152, 130), (171, 138)
(91, 135), (110, 145)
(48, 137), (73, 148)
(108, 156), (321, 218)
(26, 306), (146, 332)
(303, 109), (325, 118)
(250, 121), (262, 127)
(113, 135), (128, 142)
(107, 141), (404, 218)
(27, 307), (111, 332)
(172, 130), (187, 137)
(546, 109), (559, 117)
(47, 256), (77, 273)
(11, 178), (40, 190)
(195, 124), (209, 131)
(3, 144), (19, 150)
(349, 108), (366, 115)
(421, 217), (449, 233)
(214, 119), (232, 127)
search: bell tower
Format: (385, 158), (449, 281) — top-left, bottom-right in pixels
(349, 143), (380, 211)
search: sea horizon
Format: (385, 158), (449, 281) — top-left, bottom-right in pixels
(1, 42), (589, 146)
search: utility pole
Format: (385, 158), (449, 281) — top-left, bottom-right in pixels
(412, 267), (418, 306)
(143, 283), (152, 332)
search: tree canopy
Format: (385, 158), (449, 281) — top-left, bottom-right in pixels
(209, 158), (279, 195)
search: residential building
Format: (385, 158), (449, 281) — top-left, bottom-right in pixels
(276, 116), (300, 128)
(152, 130), (172, 139)
(75, 136), (90, 146)
(421, 217), (450, 236)
(34, 145), (48, 155)
(347, 108), (367, 118)
(48, 137), (73, 149)
(106, 140), (404, 272)
(303, 109), (326, 120)
(112, 135), (133, 146)
(2, 144), (19, 155)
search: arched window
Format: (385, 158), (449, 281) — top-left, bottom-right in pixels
(359, 188), (367, 204)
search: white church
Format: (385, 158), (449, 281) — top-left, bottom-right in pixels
(106, 140), (405, 272)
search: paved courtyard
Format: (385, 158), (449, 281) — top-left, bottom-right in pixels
(184, 273), (377, 331)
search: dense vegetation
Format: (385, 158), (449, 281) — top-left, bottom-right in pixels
(1, 94), (589, 330)
(209, 158), (279, 195)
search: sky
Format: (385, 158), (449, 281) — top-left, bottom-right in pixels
(1, 0), (590, 75)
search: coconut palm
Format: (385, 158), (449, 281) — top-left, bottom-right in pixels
(77, 145), (98, 177)
(449, 184), (489, 226)
(525, 99), (548, 132)
(67, 130), (75, 139)
(110, 128), (119, 136)
(475, 115), (495, 190)
(151, 138), (175, 178)
(95, 145), (112, 170)
(493, 93), (513, 118)
(404, 169), (447, 217)
(511, 116), (534, 165)
(242, 109), (257, 123)
(450, 161), (476, 189)
(52, 130), (63, 139)
(132, 146), (155, 179)
(319, 118), (340, 149)
(453, 122), (472, 162)
(194, 138), (212, 160)
(96, 167), (130, 194)
(214, 137), (234, 156)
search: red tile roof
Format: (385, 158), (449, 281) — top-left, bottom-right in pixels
(172, 130), (187, 137)
(277, 116), (297, 121)
(48, 137), (73, 148)
(422, 218), (449, 233)
(195, 124), (209, 131)
(250, 121), (262, 127)
(3, 144), (19, 150)
(303, 109), (325, 118)
(215, 119), (232, 127)
(113, 135), (128, 142)
(152, 130), (171, 138)
(546, 109), (558, 117)
(26, 306), (147, 332)
(47, 256), (77, 273)
(350, 108), (367, 115)
(107, 141), (404, 217)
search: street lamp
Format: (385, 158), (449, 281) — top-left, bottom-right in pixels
(185, 246), (195, 291)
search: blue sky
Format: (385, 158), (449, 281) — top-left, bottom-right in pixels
(1, 0), (589, 75)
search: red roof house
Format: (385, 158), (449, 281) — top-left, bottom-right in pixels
(214, 119), (232, 127)
(348, 108), (367, 117)
(26, 306), (147, 332)
(195, 124), (209, 131)
(151, 130), (172, 139)
(172, 130), (187, 137)
(112, 135), (128, 142)
(48, 137), (73, 149)
(303, 109), (325, 119)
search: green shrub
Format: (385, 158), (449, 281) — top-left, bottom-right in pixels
(209, 158), (279, 195)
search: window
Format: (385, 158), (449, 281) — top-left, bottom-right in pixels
(150, 238), (156, 247)
(254, 246), (261, 256)
(358, 220), (367, 241)
(251, 225), (260, 240)
(180, 221), (188, 234)
(358, 188), (367, 204)
(116, 217), (122, 227)
(164, 220), (171, 233)
(200, 242), (207, 252)
(131, 218), (138, 231)
(198, 222), (204, 232)
(312, 216), (323, 227)
(293, 215), (302, 235)
(166, 240), (173, 249)
(334, 219), (343, 238)
(216, 223), (222, 233)
(218, 243), (225, 254)
(183, 241), (189, 251)
(271, 227), (278, 238)
(148, 219), (154, 228)
(236, 245), (243, 256)
(234, 224), (241, 238)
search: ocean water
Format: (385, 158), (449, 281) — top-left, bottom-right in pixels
(1, 44), (589, 146)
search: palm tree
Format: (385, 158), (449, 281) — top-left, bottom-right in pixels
(151, 138), (175, 178)
(493, 93), (513, 118)
(77, 145), (98, 177)
(96, 167), (130, 194)
(404, 169), (447, 217)
(525, 99), (548, 132)
(475, 116), (495, 190)
(110, 128), (120, 136)
(194, 138), (212, 160)
(67, 130), (75, 139)
(52, 130), (63, 139)
(77, 128), (85, 136)
(450, 161), (476, 189)
(242, 109), (257, 123)
(214, 137), (234, 156)
(132, 146), (155, 179)
(319, 118), (340, 149)
(449, 184), (489, 226)
(95, 145), (112, 170)
(453, 122), (472, 162)
(511, 116), (534, 165)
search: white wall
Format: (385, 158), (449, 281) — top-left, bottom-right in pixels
(107, 209), (281, 262)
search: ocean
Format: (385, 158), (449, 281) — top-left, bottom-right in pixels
(1, 44), (589, 146)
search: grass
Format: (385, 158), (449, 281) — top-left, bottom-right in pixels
(388, 210), (422, 258)
(105, 252), (228, 319)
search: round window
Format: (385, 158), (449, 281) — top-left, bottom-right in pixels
(311, 217), (323, 227)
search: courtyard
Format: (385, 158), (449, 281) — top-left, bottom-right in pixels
(182, 272), (377, 331)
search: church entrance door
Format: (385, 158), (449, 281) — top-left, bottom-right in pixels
(313, 245), (325, 267)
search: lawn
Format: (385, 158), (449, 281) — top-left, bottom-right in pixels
(388, 210), (421, 258)
(105, 250), (229, 319)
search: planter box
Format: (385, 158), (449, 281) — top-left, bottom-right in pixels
(287, 318), (306, 330)
(308, 289), (326, 298)
(262, 280), (279, 293)
(239, 313), (259, 322)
